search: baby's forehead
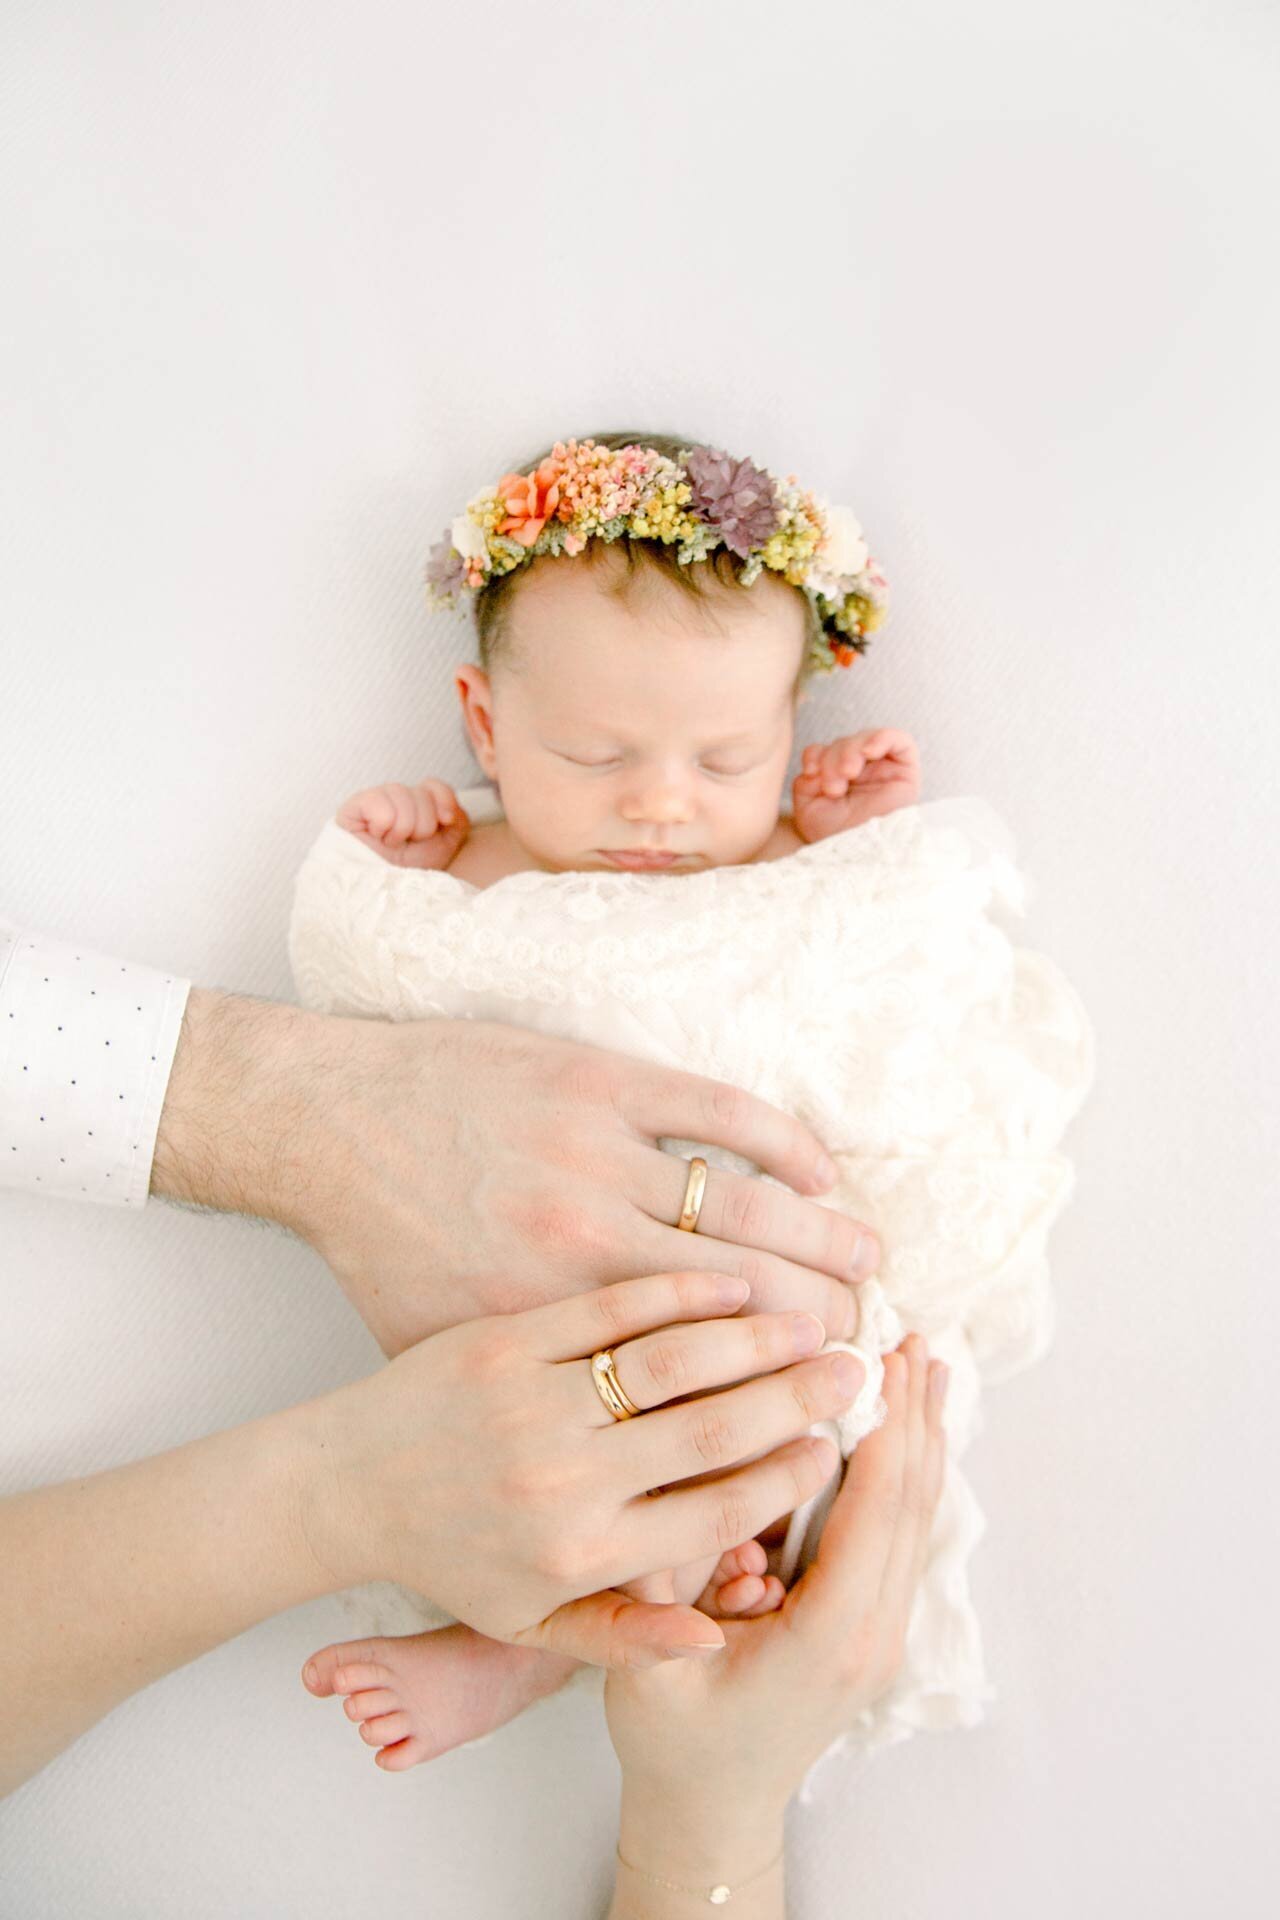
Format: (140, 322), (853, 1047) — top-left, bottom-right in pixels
(521, 656), (793, 745)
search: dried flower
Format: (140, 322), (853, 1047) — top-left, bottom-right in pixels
(684, 446), (781, 558)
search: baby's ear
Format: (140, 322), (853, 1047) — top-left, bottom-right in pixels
(454, 663), (498, 777)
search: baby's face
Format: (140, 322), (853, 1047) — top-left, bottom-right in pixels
(463, 554), (807, 873)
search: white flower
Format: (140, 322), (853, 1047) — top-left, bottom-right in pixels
(451, 509), (490, 564)
(820, 503), (869, 579)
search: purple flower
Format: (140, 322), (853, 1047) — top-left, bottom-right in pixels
(684, 446), (781, 557)
(425, 527), (466, 595)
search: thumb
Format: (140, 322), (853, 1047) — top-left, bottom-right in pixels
(517, 1591), (726, 1670)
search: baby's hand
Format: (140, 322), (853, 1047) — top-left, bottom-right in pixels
(335, 777), (470, 871)
(792, 728), (922, 843)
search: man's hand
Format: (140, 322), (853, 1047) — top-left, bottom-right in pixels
(792, 729), (921, 844)
(150, 993), (879, 1356)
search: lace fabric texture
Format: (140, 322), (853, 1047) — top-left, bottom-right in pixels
(288, 788), (1096, 1771)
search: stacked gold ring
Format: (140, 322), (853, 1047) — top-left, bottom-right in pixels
(590, 1347), (641, 1421)
(677, 1155), (708, 1231)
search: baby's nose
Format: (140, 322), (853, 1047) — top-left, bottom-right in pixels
(620, 782), (696, 825)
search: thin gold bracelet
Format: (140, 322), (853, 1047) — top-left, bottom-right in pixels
(615, 1842), (784, 1906)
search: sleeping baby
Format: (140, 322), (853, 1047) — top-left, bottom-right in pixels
(288, 430), (1096, 1781)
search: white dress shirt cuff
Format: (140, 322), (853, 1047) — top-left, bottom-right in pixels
(0, 926), (191, 1207)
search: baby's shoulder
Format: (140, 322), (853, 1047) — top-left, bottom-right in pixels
(448, 817), (532, 887)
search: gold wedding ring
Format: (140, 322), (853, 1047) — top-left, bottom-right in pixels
(677, 1155), (708, 1232)
(590, 1347), (641, 1421)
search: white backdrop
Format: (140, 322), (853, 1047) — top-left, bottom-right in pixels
(2, 3), (1278, 1915)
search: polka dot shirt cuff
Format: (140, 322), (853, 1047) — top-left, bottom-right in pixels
(0, 926), (191, 1207)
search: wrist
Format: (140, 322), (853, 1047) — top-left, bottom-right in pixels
(619, 1778), (787, 1891)
(150, 987), (345, 1234)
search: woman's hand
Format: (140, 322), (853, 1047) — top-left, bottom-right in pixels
(0, 1272), (864, 1795)
(603, 1333), (946, 1913)
(296, 1269), (867, 1670)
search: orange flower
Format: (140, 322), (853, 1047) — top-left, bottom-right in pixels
(495, 457), (565, 548)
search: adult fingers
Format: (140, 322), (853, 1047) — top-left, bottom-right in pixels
(518, 1269), (751, 1363)
(786, 1349), (911, 1644)
(630, 1146), (880, 1291)
(877, 1334), (932, 1619)
(615, 1434), (840, 1577)
(617, 1061), (840, 1198)
(628, 1217), (865, 1342)
(518, 1591), (727, 1669)
(911, 1361), (950, 1592)
(615, 1351), (864, 1501)
(571, 1309), (828, 1429)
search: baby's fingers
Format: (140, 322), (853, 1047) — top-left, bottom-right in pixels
(417, 778), (458, 828)
(381, 783), (421, 846)
(336, 787), (396, 836)
(819, 743), (862, 794)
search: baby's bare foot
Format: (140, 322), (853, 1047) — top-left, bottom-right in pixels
(700, 1540), (787, 1619)
(302, 1625), (579, 1770)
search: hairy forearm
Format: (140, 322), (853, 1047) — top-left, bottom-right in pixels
(607, 1785), (787, 1919)
(149, 986), (335, 1232)
(0, 1398), (333, 1797)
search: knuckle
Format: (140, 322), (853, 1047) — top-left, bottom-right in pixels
(748, 1314), (780, 1372)
(460, 1327), (522, 1387)
(724, 1179), (772, 1247)
(688, 1403), (737, 1468)
(709, 1081), (747, 1134)
(550, 1053), (619, 1114)
(732, 1248), (769, 1297)
(591, 1280), (637, 1342)
(533, 1524), (597, 1591)
(789, 1369), (825, 1427)
(496, 1458), (546, 1507)
(643, 1335), (692, 1397)
(712, 1489), (755, 1555)
(505, 1190), (606, 1260)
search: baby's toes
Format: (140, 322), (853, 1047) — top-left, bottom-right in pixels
(375, 1736), (431, 1772)
(735, 1574), (788, 1617)
(712, 1541), (767, 1586)
(333, 1660), (394, 1696)
(713, 1573), (767, 1614)
(342, 1688), (400, 1724)
(359, 1711), (413, 1749)
(302, 1638), (388, 1697)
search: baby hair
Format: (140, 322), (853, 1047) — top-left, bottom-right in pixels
(470, 428), (825, 690)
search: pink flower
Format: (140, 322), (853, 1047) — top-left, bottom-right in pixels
(495, 457), (566, 548)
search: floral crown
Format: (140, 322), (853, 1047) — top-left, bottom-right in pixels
(423, 438), (887, 673)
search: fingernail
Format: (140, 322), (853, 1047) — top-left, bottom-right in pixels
(850, 1233), (880, 1279)
(667, 1641), (725, 1659)
(716, 1274), (751, 1309)
(791, 1313), (825, 1356)
(303, 1661), (317, 1687)
(813, 1153), (838, 1189)
(831, 1352), (865, 1399)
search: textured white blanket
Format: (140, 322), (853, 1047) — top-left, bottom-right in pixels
(288, 786), (1095, 1768)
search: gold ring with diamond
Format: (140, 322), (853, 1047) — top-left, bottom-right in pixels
(589, 1347), (641, 1421)
(676, 1155), (708, 1231)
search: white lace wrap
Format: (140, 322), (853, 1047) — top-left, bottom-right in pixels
(288, 788), (1095, 1771)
